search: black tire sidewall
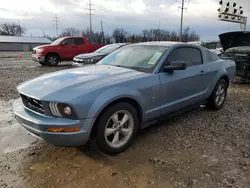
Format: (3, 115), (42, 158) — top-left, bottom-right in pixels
(95, 102), (140, 155)
(46, 54), (59, 66)
(209, 79), (228, 110)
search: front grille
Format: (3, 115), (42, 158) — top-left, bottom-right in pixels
(21, 94), (44, 114)
(32, 50), (36, 54)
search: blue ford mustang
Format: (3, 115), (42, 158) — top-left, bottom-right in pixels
(13, 42), (236, 155)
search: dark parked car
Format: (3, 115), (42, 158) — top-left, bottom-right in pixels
(219, 31), (250, 82)
(72, 43), (127, 66)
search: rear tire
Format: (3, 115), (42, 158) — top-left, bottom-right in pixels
(207, 79), (228, 110)
(45, 54), (59, 66)
(95, 102), (140, 155)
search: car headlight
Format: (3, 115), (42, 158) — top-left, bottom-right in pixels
(64, 106), (71, 115)
(49, 102), (77, 119)
(37, 48), (45, 53)
(73, 57), (83, 62)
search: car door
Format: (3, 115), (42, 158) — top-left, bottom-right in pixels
(158, 46), (208, 116)
(60, 38), (76, 60)
(74, 37), (88, 56)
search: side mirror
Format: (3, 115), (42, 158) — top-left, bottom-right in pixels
(61, 41), (66, 46)
(163, 62), (187, 71)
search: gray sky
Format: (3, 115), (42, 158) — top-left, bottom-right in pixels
(0, 0), (249, 40)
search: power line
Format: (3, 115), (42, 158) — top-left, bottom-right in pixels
(178, 0), (187, 42)
(53, 14), (60, 38)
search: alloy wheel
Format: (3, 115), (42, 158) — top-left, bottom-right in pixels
(215, 84), (226, 106)
(104, 110), (134, 149)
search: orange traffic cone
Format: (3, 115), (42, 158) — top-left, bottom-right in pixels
(19, 52), (22, 59)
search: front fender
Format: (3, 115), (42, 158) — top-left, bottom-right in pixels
(87, 87), (145, 119)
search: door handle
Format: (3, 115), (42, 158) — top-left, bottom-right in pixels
(200, 70), (205, 75)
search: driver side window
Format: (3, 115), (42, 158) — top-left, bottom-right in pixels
(63, 38), (75, 46)
(168, 47), (203, 67)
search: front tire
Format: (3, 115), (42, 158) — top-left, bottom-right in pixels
(95, 102), (140, 155)
(39, 62), (46, 66)
(45, 54), (59, 66)
(207, 79), (228, 110)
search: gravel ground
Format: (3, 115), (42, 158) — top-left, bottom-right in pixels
(0, 53), (250, 188)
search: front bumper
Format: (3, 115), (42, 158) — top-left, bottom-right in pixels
(13, 98), (95, 146)
(32, 54), (45, 63)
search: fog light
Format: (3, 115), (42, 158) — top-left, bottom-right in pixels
(64, 106), (72, 115)
(48, 127), (80, 132)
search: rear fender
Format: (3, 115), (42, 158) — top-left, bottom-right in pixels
(209, 67), (228, 95)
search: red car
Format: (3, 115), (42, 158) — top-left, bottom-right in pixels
(32, 36), (104, 66)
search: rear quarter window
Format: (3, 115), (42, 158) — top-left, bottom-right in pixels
(206, 50), (220, 62)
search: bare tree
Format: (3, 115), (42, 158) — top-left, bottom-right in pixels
(44, 35), (57, 42)
(60, 28), (81, 37)
(182, 27), (190, 42)
(113, 28), (128, 43)
(47, 26), (199, 44)
(0, 22), (26, 36)
(181, 27), (200, 42)
(81, 28), (103, 44)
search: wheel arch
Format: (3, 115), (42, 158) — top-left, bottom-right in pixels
(90, 97), (143, 139)
(219, 75), (229, 86)
(45, 52), (61, 60)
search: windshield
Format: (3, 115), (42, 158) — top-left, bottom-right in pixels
(98, 45), (167, 73)
(95, 44), (124, 53)
(51, 38), (64, 45)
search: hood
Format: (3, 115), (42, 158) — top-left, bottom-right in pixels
(33, 44), (56, 50)
(17, 65), (145, 101)
(219, 31), (250, 51)
(225, 46), (250, 54)
(75, 52), (108, 59)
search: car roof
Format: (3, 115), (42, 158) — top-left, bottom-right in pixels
(128, 41), (206, 50)
(107, 43), (127, 46)
(130, 41), (182, 47)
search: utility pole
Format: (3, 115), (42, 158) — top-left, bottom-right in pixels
(178, 0), (187, 42)
(101, 21), (105, 44)
(158, 20), (161, 41)
(18, 20), (21, 36)
(86, 0), (94, 41)
(43, 30), (45, 37)
(53, 14), (59, 38)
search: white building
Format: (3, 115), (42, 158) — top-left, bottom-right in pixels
(0, 36), (51, 51)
